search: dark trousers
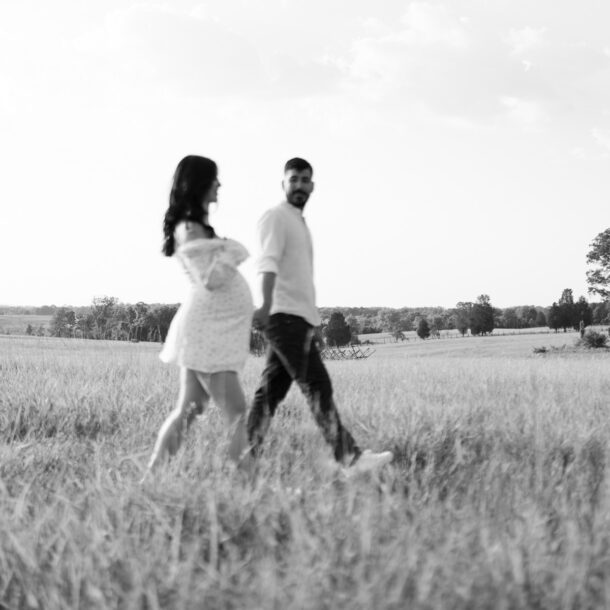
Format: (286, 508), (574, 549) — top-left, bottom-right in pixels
(247, 313), (361, 464)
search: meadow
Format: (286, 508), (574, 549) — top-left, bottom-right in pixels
(0, 332), (609, 609)
(0, 315), (51, 336)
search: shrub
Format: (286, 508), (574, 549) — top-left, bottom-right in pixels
(325, 311), (351, 346)
(579, 330), (608, 349)
(417, 318), (430, 340)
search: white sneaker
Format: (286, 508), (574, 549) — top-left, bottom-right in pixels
(345, 449), (393, 476)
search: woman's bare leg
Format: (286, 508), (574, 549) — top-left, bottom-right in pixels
(206, 371), (252, 470)
(145, 368), (208, 473)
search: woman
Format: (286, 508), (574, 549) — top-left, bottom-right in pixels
(144, 155), (253, 475)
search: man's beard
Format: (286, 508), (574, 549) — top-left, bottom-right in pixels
(288, 191), (309, 208)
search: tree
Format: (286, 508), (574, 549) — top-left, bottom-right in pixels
(346, 316), (360, 336)
(51, 307), (76, 337)
(133, 302), (149, 341)
(524, 307), (538, 327)
(144, 309), (161, 342)
(547, 302), (561, 333)
(346, 315), (362, 343)
(502, 307), (518, 329)
(558, 288), (575, 332)
(573, 296), (593, 330)
(156, 305), (178, 342)
(324, 311), (351, 346)
(430, 315), (444, 335)
(592, 302), (610, 325)
(535, 310), (547, 327)
(25, 324), (34, 336)
(471, 294), (494, 336)
(455, 302), (472, 336)
(416, 318), (430, 339)
(91, 296), (118, 339)
(586, 228), (610, 299)
(75, 313), (94, 339)
(125, 305), (137, 339)
(392, 330), (406, 342)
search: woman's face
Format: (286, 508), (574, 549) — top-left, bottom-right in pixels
(203, 178), (221, 207)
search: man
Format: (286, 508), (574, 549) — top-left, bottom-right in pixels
(247, 157), (393, 473)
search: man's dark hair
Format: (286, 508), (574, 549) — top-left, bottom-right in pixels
(284, 157), (313, 176)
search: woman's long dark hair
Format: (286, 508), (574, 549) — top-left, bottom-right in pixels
(162, 155), (218, 256)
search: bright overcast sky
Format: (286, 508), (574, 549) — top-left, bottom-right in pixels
(2, 0), (609, 309)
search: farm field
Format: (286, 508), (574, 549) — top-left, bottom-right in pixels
(358, 326), (581, 344)
(1, 333), (610, 608)
(0, 314), (51, 336)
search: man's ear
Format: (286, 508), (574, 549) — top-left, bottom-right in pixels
(311, 181), (315, 193)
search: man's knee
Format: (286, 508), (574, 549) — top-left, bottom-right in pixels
(304, 384), (334, 418)
(253, 373), (291, 411)
(304, 368), (333, 405)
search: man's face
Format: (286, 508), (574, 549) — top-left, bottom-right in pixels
(282, 169), (314, 209)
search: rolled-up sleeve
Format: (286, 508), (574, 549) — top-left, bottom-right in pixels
(256, 210), (284, 274)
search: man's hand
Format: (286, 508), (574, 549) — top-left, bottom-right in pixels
(253, 306), (271, 330)
(253, 273), (276, 330)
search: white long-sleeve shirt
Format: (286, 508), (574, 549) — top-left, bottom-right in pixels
(256, 202), (321, 327)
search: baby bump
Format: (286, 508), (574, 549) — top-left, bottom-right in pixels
(186, 274), (252, 319)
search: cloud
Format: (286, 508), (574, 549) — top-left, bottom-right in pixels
(571, 146), (587, 159)
(399, 2), (469, 47)
(570, 131), (610, 160)
(341, 4), (517, 119)
(592, 128), (610, 152)
(334, 2), (610, 132)
(505, 26), (547, 56)
(72, 4), (267, 98)
(343, 2), (479, 105)
(70, 3), (344, 101)
(501, 96), (549, 126)
(4, 0), (609, 137)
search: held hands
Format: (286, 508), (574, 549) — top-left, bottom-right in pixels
(253, 306), (271, 330)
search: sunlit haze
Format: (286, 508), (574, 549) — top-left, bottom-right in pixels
(2, 0), (609, 309)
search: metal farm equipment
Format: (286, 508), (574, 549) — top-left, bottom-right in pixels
(320, 345), (375, 360)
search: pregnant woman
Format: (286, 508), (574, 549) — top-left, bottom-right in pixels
(144, 155), (253, 476)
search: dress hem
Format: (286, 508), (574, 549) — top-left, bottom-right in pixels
(159, 355), (245, 375)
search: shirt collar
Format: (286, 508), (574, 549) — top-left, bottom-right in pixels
(281, 200), (305, 217)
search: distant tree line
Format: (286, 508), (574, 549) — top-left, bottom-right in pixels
(320, 294), (495, 345)
(319, 301), (531, 338)
(13, 288), (608, 347)
(319, 289), (605, 345)
(1, 305), (64, 316)
(8, 224), (610, 345)
(42, 297), (179, 342)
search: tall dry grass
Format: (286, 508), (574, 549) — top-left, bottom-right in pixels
(1, 334), (609, 609)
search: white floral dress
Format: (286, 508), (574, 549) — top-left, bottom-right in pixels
(159, 237), (254, 373)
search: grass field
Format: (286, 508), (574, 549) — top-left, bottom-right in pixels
(358, 326), (580, 344)
(0, 315), (51, 336)
(1, 333), (609, 608)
